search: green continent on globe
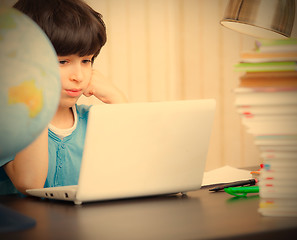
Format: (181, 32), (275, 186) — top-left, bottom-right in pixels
(8, 79), (43, 118)
(0, 8), (17, 41)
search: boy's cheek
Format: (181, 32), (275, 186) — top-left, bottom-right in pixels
(82, 82), (92, 94)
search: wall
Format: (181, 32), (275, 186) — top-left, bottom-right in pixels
(82, 0), (265, 171)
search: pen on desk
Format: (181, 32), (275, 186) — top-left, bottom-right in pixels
(224, 186), (259, 197)
(209, 178), (258, 192)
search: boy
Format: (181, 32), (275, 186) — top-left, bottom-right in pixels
(0, 0), (127, 195)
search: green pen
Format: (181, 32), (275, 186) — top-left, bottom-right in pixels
(224, 186), (259, 197)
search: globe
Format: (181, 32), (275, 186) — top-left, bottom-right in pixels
(0, 7), (60, 161)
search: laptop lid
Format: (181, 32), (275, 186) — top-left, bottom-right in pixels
(76, 99), (216, 203)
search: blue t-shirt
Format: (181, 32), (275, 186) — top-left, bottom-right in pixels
(0, 104), (91, 195)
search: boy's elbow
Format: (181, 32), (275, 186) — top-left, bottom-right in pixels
(14, 178), (45, 195)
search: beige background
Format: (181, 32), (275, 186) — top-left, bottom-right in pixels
(82, 0), (297, 171)
(5, 0), (297, 171)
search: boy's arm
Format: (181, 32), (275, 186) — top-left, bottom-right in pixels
(84, 69), (128, 104)
(3, 127), (48, 195)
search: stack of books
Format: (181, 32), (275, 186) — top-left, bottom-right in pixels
(234, 38), (297, 217)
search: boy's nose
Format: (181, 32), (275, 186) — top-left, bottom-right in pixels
(70, 66), (83, 82)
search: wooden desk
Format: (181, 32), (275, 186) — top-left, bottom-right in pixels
(1, 186), (297, 240)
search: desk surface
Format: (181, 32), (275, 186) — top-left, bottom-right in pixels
(1, 186), (297, 240)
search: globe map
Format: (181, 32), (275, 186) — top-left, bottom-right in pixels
(0, 7), (60, 160)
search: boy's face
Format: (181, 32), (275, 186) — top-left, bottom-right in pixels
(58, 54), (93, 108)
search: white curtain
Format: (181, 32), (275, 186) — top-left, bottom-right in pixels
(81, 0), (297, 170)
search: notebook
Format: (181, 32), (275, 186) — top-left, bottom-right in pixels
(26, 99), (216, 204)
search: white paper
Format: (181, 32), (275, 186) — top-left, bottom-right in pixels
(202, 165), (253, 186)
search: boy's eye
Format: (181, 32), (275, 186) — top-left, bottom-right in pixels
(59, 60), (67, 65)
(82, 59), (92, 64)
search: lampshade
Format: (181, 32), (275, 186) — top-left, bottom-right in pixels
(220, 0), (295, 39)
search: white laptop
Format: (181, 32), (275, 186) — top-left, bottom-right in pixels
(26, 99), (216, 204)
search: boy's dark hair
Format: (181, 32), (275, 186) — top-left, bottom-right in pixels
(13, 0), (107, 61)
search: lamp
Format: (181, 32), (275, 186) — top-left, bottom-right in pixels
(220, 0), (295, 39)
